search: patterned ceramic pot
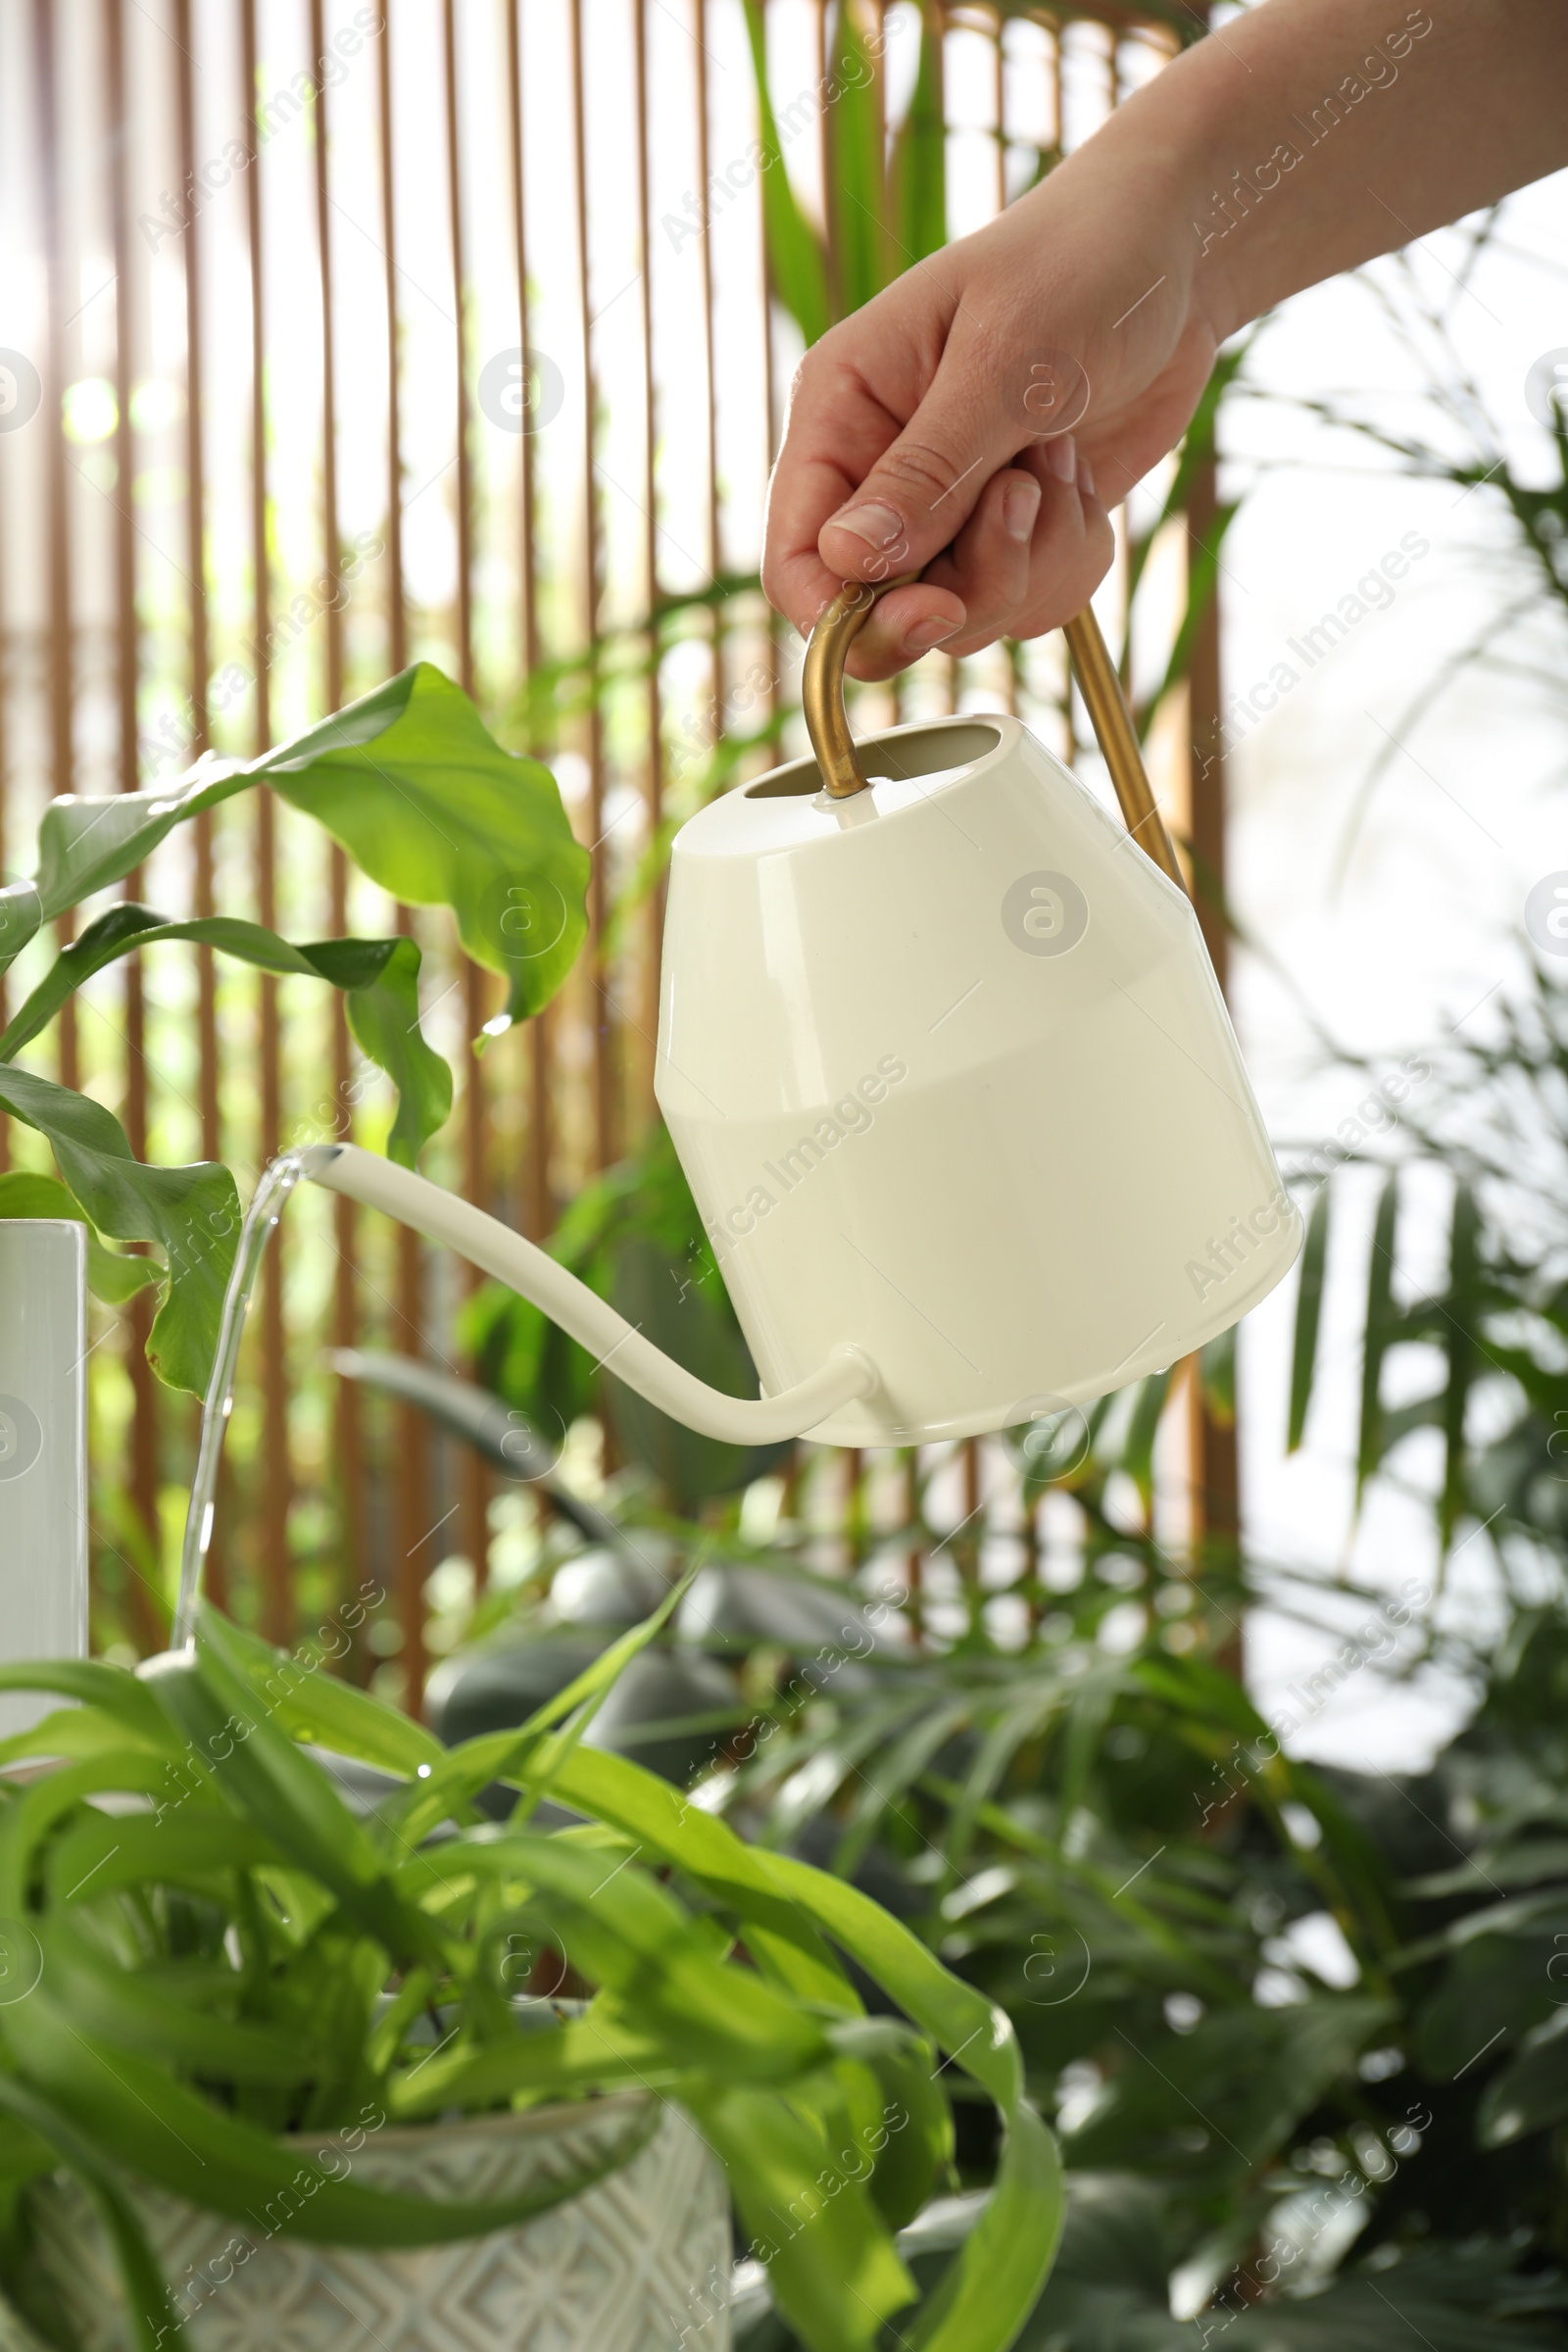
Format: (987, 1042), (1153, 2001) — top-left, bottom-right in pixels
(2, 2094), (732, 2352)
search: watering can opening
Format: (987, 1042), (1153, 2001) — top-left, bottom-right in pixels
(744, 716), (1004, 803)
(292, 594), (1299, 1459)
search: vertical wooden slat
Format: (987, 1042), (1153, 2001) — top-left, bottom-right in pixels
(507, 3), (540, 690)
(506, 1), (554, 1248)
(692, 0), (722, 735)
(813, 0), (840, 322)
(106, 0), (172, 1646)
(376, 4), (429, 1711)
(1185, 454), (1241, 1642)
(377, 17), (407, 680)
(239, 0), (291, 1648)
(307, 0), (367, 1634)
(35, 0), (77, 1095)
(757, 0), (786, 772)
(992, 8), (1019, 722)
(903, 1448), (923, 1643)
(567, 0), (612, 1173)
(443, 0), (489, 1595)
(174, 0), (220, 1165)
(632, 0), (662, 1130)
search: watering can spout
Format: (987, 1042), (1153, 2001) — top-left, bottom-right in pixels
(300, 1143), (881, 1445)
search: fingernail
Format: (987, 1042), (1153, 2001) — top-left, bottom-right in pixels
(906, 615), (959, 653)
(1003, 477), (1042, 542)
(1045, 433), (1075, 485)
(1076, 457), (1096, 500)
(828, 501), (905, 551)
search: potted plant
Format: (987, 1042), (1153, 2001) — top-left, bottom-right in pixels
(0, 662), (1061, 2348)
(0, 1597), (1059, 2351)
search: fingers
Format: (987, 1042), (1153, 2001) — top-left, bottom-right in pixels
(762, 263), (1012, 643)
(814, 345), (1017, 594)
(842, 445), (1114, 680)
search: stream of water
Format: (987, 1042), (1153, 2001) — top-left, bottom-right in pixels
(172, 1149), (312, 1645)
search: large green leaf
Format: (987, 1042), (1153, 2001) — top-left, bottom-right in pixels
(31, 665), (588, 1025)
(742, 0), (831, 345)
(888, 0), (946, 267)
(0, 1063), (237, 1394)
(0, 882), (41, 977)
(824, 5), (887, 318)
(3, 907), (452, 1169)
(0, 1171), (159, 1305)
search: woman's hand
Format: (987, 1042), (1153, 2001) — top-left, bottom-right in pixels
(762, 163), (1208, 681)
(760, 0), (1568, 681)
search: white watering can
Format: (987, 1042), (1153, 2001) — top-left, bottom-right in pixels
(303, 590), (1300, 1449)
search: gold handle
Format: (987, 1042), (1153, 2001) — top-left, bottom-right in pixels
(802, 581), (1186, 894)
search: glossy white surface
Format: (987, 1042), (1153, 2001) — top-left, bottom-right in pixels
(657, 712), (1301, 1445)
(0, 1222), (86, 1735)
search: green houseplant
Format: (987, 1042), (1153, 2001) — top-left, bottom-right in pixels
(0, 1600), (1059, 2352)
(0, 657), (1063, 2348)
(0, 663), (588, 1396)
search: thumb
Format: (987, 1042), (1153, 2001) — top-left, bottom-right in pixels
(816, 354), (1051, 583)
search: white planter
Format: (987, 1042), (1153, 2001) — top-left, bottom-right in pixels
(3, 2094), (732, 2352)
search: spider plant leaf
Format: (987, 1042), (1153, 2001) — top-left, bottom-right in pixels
(0, 1661), (175, 1751)
(758, 1855), (1063, 2352)
(44, 1811), (282, 1908)
(6, 1993), (659, 2248)
(204, 1613), (444, 1780)
(36, 1916), (318, 2089)
(0, 1062), (238, 1396)
(0, 2071), (184, 2352)
(31, 665), (588, 1026)
(548, 1748), (1065, 2352)
(143, 1626), (427, 1967)
(0, 1750), (182, 1919)
(2, 910), (452, 1170)
(1288, 1183), (1332, 1452)
(560, 1751), (862, 2012)
(683, 2077), (914, 2351)
(395, 1831), (827, 2082)
(1126, 335), (1251, 604)
(385, 1558), (700, 1847)
(390, 2004), (679, 2121)
(856, 2032), (953, 2231)
(742, 0), (831, 345)
(1355, 1170), (1400, 1501)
